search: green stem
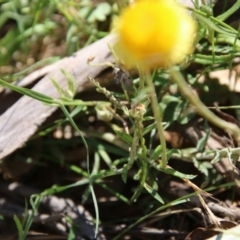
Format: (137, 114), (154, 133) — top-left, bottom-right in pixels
(216, 36), (240, 51)
(128, 130), (139, 170)
(145, 71), (167, 169)
(138, 119), (147, 187)
(192, 8), (238, 34)
(170, 68), (240, 146)
(131, 117), (148, 202)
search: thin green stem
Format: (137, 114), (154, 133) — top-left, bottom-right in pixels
(137, 119), (147, 187)
(128, 130), (139, 170)
(139, 69), (145, 90)
(113, 197), (188, 240)
(191, 8), (238, 33)
(145, 72), (167, 169)
(170, 68), (240, 146)
(131, 117), (148, 202)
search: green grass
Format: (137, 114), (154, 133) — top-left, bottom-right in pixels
(0, 0), (111, 78)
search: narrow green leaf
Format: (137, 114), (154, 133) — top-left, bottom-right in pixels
(13, 215), (24, 240)
(61, 69), (76, 97)
(151, 145), (162, 161)
(143, 122), (156, 136)
(114, 130), (133, 145)
(82, 186), (91, 204)
(160, 95), (180, 113)
(193, 158), (209, 177)
(89, 184), (99, 238)
(121, 164), (128, 183)
(166, 149), (178, 161)
(98, 148), (112, 169)
(144, 183), (164, 204)
(0, 79), (54, 104)
(163, 168), (196, 180)
(211, 153), (220, 164)
(196, 121), (209, 151)
(131, 184), (143, 203)
(217, 0), (240, 21)
(88, 2), (111, 22)
(50, 77), (65, 96)
(68, 225), (76, 240)
(92, 152), (100, 175)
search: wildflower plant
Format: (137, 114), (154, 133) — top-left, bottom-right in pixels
(112, 0), (240, 170)
(113, 0), (197, 170)
(108, 0), (240, 205)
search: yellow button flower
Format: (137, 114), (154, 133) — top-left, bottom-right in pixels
(113, 0), (196, 70)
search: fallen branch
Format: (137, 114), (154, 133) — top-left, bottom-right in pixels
(0, 34), (115, 160)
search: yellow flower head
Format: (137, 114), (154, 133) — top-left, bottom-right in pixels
(113, 0), (196, 70)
